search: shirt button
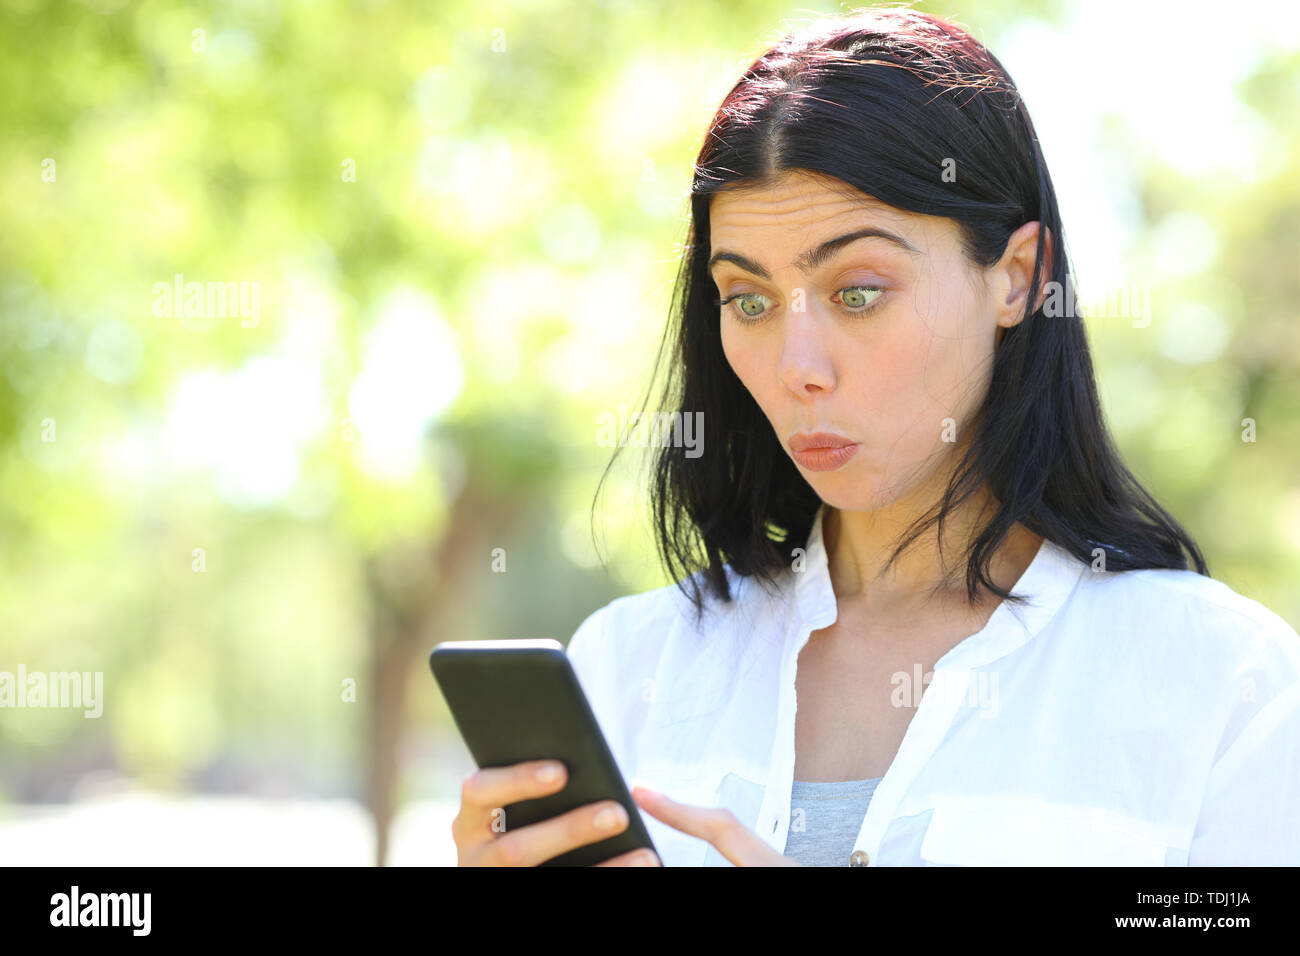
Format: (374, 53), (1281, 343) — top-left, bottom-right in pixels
(849, 849), (870, 866)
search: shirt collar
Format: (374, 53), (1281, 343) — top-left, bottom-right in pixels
(794, 501), (839, 632)
(791, 502), (1086, 670)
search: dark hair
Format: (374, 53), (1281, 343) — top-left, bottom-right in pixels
(594, 4), (1208, 623)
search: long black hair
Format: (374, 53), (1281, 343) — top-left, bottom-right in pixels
(595, 5), (1208, 623)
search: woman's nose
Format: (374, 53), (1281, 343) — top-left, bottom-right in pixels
(776, 300), (835, 396)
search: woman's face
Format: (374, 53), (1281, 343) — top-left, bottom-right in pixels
(709, 169), (1039, 513)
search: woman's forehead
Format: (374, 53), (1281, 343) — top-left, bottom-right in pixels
(708, 178), (946, 265)
(710, 172), (916, 231)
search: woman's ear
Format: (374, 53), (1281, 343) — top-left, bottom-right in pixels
(994, 221), (1054, 329)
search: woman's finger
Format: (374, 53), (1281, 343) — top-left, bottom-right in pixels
(631, 785), (795, 866)
(593, 848), (662, 867)
(452, 761), (567, 854)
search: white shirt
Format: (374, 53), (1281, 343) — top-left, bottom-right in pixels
(566, 503), (1300, 866)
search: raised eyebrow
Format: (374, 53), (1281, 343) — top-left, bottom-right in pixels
(708, 228), (920, 279)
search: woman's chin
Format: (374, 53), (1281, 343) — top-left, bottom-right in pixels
(807, 477), (903, 514)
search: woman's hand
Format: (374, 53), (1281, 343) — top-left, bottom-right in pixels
(452, 759), (661, 866)
(631, 785), (802, 866)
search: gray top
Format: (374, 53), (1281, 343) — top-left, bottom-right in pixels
(783, 777), (883, 866)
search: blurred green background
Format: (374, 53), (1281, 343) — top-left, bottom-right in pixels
(1, 0), (1297, 864)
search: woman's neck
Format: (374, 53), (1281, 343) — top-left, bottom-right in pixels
(823, 489), (1042, 618)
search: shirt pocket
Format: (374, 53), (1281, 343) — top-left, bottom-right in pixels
(702, 772), (768, 867)
(918, 796), (1176, 866)
(636, 778), (714, 868)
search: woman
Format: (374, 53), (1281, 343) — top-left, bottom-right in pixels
(452, 6), (1300, 866)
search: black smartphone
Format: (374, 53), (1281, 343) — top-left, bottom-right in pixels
(429, 638), (660, 866)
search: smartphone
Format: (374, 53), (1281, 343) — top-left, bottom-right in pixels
(429, 638), (660, 866)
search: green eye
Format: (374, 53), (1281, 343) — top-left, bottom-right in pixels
(715, 292), (772, 321)
(714, 285), (885, 322)
(840, 286), (883, 309)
